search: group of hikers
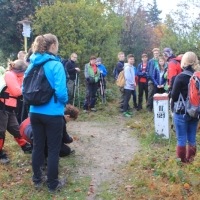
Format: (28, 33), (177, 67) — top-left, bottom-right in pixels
(0, 32), (199, 194)
(115, 48), (200, 164)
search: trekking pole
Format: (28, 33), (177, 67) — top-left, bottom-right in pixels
(73, 73), (77, 106)
(77, 73), (80, 108)
(100, 73), (106, 105)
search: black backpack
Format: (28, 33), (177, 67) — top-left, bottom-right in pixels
(23, 60), (57, 106)
(61, 59), (70, 81)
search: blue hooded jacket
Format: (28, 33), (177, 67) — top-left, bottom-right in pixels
(97, 64), (107, 77)
(23, 52), (68, 116)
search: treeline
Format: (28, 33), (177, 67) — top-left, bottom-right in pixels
(0, 0), (200, 75)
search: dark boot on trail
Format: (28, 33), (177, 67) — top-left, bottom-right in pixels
(186, 145), (196, 163)
(176, 146), (187, 163)
(137, 104), (142, 111)
(21, 143), (32, 154)
(0, 150), (10, 164)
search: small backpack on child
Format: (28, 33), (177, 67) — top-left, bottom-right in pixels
(174, 70), (200, 118)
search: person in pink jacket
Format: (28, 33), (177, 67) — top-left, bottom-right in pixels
(0, 60), (32, 164)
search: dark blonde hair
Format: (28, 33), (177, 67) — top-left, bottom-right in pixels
(32, 33), (58, 54)
(8, 60), (27, 71)
(181, 51), (200, 71)
(127, 54), (134, 60)
(64, 104), (79, 120)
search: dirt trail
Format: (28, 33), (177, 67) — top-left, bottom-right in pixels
(68, 116), (140, 200)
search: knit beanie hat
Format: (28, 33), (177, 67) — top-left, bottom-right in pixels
(163, 48), (173, 58)
(96, 58), (102, 62)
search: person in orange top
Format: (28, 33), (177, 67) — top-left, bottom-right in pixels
(0, 60), (32, 164)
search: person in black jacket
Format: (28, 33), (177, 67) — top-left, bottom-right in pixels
(20, 104), (79, 157)
(65, 53), (80, 104)
(116, 52), (125, 111)
(137, 53), (149, 111)
(171, 51), (199, 163)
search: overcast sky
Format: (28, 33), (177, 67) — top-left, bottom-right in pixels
(144, 0), (198, 20)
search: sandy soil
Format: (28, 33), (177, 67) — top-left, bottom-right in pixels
(67, 115), (140, 200)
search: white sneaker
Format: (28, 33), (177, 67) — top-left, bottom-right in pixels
(91, 108), (97, 112)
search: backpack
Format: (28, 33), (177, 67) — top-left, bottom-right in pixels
(116, 70), (125, 87)
(61, 59), (70, 81)
(174, 70), (200, 118)
(113, 62), (123, 80)
(23, 61), (57, 106)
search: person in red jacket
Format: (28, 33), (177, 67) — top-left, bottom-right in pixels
(0, 60), (32, 164)
(163, 48), (182, 88)
(20, 104), (79, 157)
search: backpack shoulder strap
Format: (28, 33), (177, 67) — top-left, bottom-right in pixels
(181, 70), (193, 77)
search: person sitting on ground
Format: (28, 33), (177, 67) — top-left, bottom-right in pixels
(0, 60), (32, 164)
(20, 104), (79, 157)
(83, 56), (100, 112)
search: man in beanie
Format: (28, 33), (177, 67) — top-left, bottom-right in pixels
(146, 48), (160, 112)
(163, 48), (182, 88)
(96, 57), (107, 90)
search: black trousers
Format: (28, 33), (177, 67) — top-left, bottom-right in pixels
(138, 81), (148, 107)
(123, 89), (132, 112)
(30, 113), (63, 190)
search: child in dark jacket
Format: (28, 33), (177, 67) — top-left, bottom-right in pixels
(152, 56), (166, 94)
(20, 104), (79, 157)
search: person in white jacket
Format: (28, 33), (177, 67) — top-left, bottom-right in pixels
(123, 54), (136, 117)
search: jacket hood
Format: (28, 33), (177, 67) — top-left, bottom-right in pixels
(124, 63), (132, 68)
(170, 56), (182, 62)
(30, 52), (60, 66)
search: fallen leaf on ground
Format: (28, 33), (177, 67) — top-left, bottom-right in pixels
(73, 136), (79, 140)
(74, 188), (82, 192)
(184, 183), (190, 190)
(2, 183), (8, 188)
(89, 187), (94, 193)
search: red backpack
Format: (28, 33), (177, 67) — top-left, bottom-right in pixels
(174, 70), (200, 118)
(185, 71), (200, 118)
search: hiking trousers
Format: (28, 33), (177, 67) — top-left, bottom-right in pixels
(30, 113), (63, 190)
(67, 79), (75, 105)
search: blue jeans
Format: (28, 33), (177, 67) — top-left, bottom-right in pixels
(30, 113), (63, 189)
(173, 113), (199, 146)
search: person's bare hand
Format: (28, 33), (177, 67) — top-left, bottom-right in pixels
(75, 68), (80, 72)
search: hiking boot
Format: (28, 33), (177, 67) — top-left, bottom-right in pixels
(0, 151), (10, 164)
(48, 178), (67, 194)
(134, 104), (138, 109)
(123, 112), (132, 118)
(91, 108), (97, 112)
(21, 143), (32, 154)
(34, 176), (47, 189)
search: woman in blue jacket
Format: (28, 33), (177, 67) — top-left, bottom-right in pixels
(152, 57), (166, 94)
(24, 34), (68, 193)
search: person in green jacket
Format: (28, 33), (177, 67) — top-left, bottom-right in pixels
(83, 56), (100, 112)
(0, 66), (5, 76)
